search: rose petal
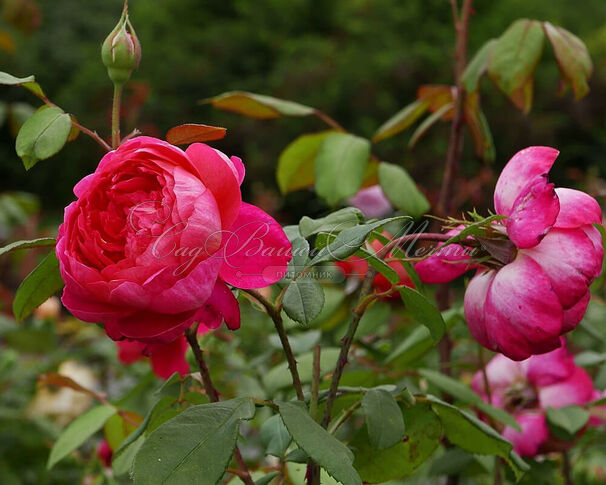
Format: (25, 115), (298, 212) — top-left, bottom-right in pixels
(503, 412), (549, 457)
(116, 340), (146, 365)
(149, 337), (190, 379)
(483, 254), (563, 360)
(185, 143), (242, 229)
(219, 202), (292, 289)
(539, 367), (595, 408)
(195, 279), (241, 330)
(472, 353), (524, 397)
(348, 185), (393, 219)
(554, 188), (602, 229)
(562, 291), (590, 332)
(504, 175), (560, 249)
(105, 309), (198, 344)
(523, 344), (575, 387)
(494, 146), (559, 216)
(464, 270), (496, 350)
(523, 228), (600, 309)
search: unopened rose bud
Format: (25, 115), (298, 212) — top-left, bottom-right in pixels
(101, 6), (141, 86)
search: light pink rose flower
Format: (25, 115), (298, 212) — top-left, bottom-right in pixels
(472, 342), (596, 457)
(57, 136), (291, 344)
(417, 147), (603, 360)
(348, 185), (393, 219)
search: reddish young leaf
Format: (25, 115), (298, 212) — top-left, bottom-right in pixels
(165, 124), (227, 145)
(39, 372), (106, 403)
(417, 85), (455, 120)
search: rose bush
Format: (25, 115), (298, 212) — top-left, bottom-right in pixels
(417, 147), (603, 360)
(472, 341), (598, 457)
(56, 136), (291, 344)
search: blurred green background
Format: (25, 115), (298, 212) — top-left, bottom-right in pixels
(1, 0), (606, 221)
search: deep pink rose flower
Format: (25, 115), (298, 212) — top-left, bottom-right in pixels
(57, 136), (291, 344)
(416, 147), (603, 360)
(472, 342), (596, 457)
(117, 337), (189, 379)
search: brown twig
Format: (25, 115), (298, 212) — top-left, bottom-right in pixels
(313, 109), (346, 132)
(241, 289), (305, 402)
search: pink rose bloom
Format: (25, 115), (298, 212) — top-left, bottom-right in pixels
(117, 338), (189, 379)
(348, 185), (392, 219)
(417, 147), (603, 360)
(57, 136), (291, 344)
(472, 343), (595, 457)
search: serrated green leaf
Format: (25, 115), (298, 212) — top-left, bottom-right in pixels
(361, 389), (405, 449)
(299, 208), (364, 239)
(13, 251), (64, 322)
(378, 162), (430, 218)
(314, 133), (371, 206)
(47, 405), (116, 469)
(205, 91), (315, 118)
(372, 99), (429, 142)
(278, 402), (362, 485)
(283, 278), (325, 325)
(132, 398), (255, 485)
(398, 287), (445, 342)
(260, 414), (292, 457)
(353, 403), (441, 483)
(15, 106), (71, 169)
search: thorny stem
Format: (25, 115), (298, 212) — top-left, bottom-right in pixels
(111, 84), (123, 148)
(328, 400), (362, 434)
(321, 265), (378, 428)
(306, 346), (322, 485)
(184, 325), (255, 485)
(241, 288), (305, 402)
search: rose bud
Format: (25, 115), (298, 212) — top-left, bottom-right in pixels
(101, 6), (141, 86)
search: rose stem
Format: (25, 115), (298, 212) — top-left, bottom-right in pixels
(306, 346), (322, 485)
(111, 84), (123, 148)
(184, 326), (255, 485)
(241, 288), (305, 402)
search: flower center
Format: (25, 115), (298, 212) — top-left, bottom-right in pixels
(503, 380), (538, 412)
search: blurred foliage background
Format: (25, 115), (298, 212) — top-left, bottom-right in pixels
(2, 0), (606, 224)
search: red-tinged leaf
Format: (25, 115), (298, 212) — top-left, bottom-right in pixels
(408, 103), (454, 149)
(67, 115), (80, 142)
(39, 372), (106, 403)
(543, 22), (593, 100)
(488, 19), (544, 108)
(372, 99), (429, 143)
(417, 85), (455, 120)
(462, 39), (497, 92)
(166, 124), (227, 145)
(361, 160), (380, 188)
(204, 91), (315, 119)
(464, 93), (495, 163)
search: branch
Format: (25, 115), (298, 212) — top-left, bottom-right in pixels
(242, 288), (305, 401)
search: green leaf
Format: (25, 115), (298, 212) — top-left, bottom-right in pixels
(104, 411), (142, 451)
(309, 216), (409, 266)
(299, 208), (364, 238)
(543, 22), (592, 100)
(575, 351), (606, 367)
(353, 403), (442, 483)
(464, 94), (495, 163)
(260, 414), (292, 457)
(398, 287), (446, 342)
(278, 401), (362, 485)
(419, 368), (520, 430)
(0, 71), (45, 97)
(357, 301), (390, 337)
(408, 103), (453, 148)
(361, 389), (405, 449)
(283, 278), (325, 325)
(545, 406), (590, 440)
(47, 405), (116, 469)
(427, 396), (529, 481)
(132, 398), (255, 485)
(13, 251), (64, 322)
(378, 162), (430, 218)
(488, 19), (545, 110)
(15, 106), (72, 169)
(385, 308), (461, 364)
(314, 133), (371, 206)
(0, 237), (56, 257)
(285, 236), (310, 279)
(277, 131), (335, 194)
(461, 40), (497, 92)
(263, 348), (340, 393)
(205, 91), (315, 119)
(372, 99), (429, 143)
